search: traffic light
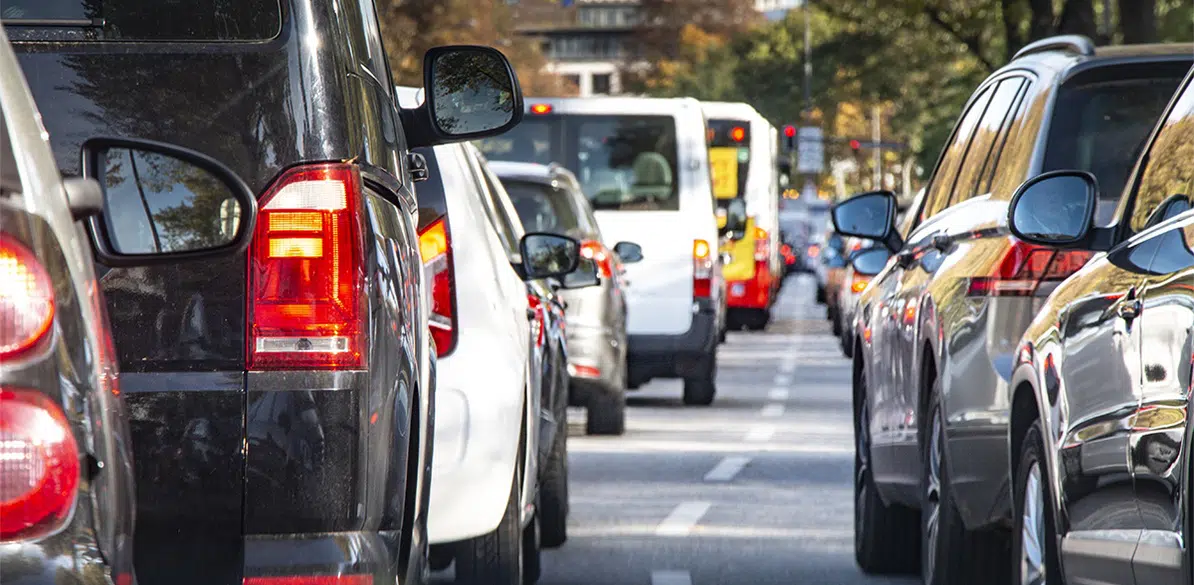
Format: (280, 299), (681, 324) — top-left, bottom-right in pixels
(782, 124), (796, 151)
(849, 139), (861, 151)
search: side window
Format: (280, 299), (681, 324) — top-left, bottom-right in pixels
(1129, 85), (1194, 233)
(974, 78), (1028, 196)
(922, 86), (994, 220)
(951, 78), (1024, 205)
(1147, 224), (1194, 275)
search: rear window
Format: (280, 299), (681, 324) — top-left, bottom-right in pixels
(503, 179), (583, 236)
(1044, 73), (1186, 225)
(1, 0), (283, 41)
(412, 147), (448, 232)
(477, 117), (554, 165)
(707, 118), (751, 200)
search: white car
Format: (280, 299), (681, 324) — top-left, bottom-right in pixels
(401, 89), (584, 585)
(477, 96), (726, 405)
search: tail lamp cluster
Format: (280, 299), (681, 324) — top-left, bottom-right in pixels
(753, 227), (769, 262)
(581, 240), (613, 279)
(693, 239), (713, 299)
(966, 239), (1092, 297)
(418, 217), (457, 358)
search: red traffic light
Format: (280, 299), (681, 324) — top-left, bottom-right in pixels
(849, 139), (861, 150)
(783, 125), (796, 138)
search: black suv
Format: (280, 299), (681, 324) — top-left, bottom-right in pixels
(833, 36), (1192, 583)
(5, 1), (524, 584)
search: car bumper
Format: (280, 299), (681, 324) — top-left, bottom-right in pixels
(627, 299), (718, 382)
(726, 264), (773, 310)
(566, 324), (621, 400)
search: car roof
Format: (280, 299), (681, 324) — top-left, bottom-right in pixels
(1007, 37), (1193, 76)
(522, 96), (702, 116)
(487, 160), (578, 187)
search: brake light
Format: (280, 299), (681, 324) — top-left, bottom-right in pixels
(243, 576), (372, 585)
(527, 293), (545, 348)
(419, 217), (457, 357)
(0, 235), (55, 360)
(530, 104), (552, 115)
(754, 227), (769, 262)
(730, 126), (746, 142)
(248, 163), (367, 370)
(967, 239), (1093, 297)
(581, 240), (613, 279)
(693, 239), (713, 299)
(0, 389), (80, 541)
(851, 276), (870, 294)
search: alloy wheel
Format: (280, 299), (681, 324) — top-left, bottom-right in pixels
(1019, 463), (1047, 585)
(854, 372), (871, 544)
(922, 411), (942, 584)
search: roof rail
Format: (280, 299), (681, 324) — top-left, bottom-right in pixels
(1012, 35), (1096, 61)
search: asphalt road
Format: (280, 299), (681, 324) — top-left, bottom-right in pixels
(437, 274), (919, 585)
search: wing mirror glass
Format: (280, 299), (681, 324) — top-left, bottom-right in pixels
(613, 241), (643, 263)
(83, 137), (258, 267)
(832, 190), (896, 242)
(427, 46), (522, 139)
(1008, 171), (1097, 246)
(562, 257), (601, 289)
(520, 232), (581, 280)
(721, 198), (747, 235)
(850, 247), (892, 276)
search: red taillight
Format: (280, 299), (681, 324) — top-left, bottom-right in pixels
(248, 163), (367, 370)
(754, 227), (769, 262)
(530, 104), (552, 115)
(243, 576), (372, 585)
(730, 126), (746, 142)
(581, 240), (613, 279)
(967, 239), (1093, 297)
(0, 389), (79, 541)
(527, 293), (545, 348)
(0, 235), (55, 360)
(851, 277), (870, 294)
(570, 364), (601, 378)
(693, 239), (713, 299)
(419, 217), (457, 357)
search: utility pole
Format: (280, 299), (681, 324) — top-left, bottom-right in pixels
(871, 105), (881, 190)
(800, 0), (817, 201)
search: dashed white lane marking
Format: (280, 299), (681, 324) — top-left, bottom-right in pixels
(761, 403), (785, 417)
(768, 388), (790, 400)
(655, 501), (712, 536)
(779, 361), (797, 374)
(651, 570), (693, 585)
(744, 425), (776, 442)
(773, 373), (792, 386)
(703, 455), (751, 482)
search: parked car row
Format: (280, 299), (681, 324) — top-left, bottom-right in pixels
(826, 36), (1194, 585)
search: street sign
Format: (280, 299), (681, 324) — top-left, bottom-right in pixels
(796, 127), (823, 174)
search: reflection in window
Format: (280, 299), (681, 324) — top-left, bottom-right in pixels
(1130, 86), (1194, 233)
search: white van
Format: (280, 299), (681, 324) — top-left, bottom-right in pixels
(477, 97), (725, 405)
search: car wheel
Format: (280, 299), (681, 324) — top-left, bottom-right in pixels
(1013, 421), (1061, 585)
(816, 285), (827, 304)
(745, 309), (770, 331)
(522, 512), (541, 585)
(682, 351), (717, 406)
(840, 328), (854, 359)
(921, 389), (1010, 585)
(586, 388), (626, 435)
(454, 469), (525, 584)
(539, 418), (570, 547)
(854, 365), (920, 574)
(832, 308), (842, 336)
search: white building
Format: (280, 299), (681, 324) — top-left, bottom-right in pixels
(517, 0), (640, 96)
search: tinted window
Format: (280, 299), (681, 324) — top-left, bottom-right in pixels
(503, 180), (584, 237)
(1129, 83), (1194, 232)
(923, 86), (993, 220)
(476, 117), (554, 165)
(2, 0), (282, 41)
(412, 147), (448, 232)
(953, 79), (1024, 204)
(1146, 227), (1194, 275)
(1045, 76), (1185, 227)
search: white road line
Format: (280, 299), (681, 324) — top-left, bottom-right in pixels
(744, 425), (776, 442)
(655, 501), (711, 536)
(761, 403), (785, 417)
(651, 570), (693, 585)
(773, 373), (792, 386)
(779, 361), (797, 374)
(767, 388), (790, 400)
(703, 455), (751, 482)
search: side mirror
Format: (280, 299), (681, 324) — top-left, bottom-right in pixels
(850, 247), (892, 276)
(723, 199), (747, 234)
(832, 190), (899, 251)
(519, 232), (581, 280)
(562, 257), (601, 289)
(613, 241), (643, 263)
(1008, 171), (1097, 246)
(404, 45), (524, 148)
(82, 137), (259, 267)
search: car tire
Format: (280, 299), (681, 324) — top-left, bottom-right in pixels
(522, 513), (541, 585)
(816, 284), (826, 304)
(840, 328), (854, 359)
(831, 308), (842, 336)
(1012, 420), (1062, 585)
(745, 309), (770, 331)
(682, 351), (717, 406)
(454, 471), (524, 585)
(854, 364), (920, 574)
(921, 388), (1010, 585)
(586, 388), (626, 435)
(538, 420), (569, 547)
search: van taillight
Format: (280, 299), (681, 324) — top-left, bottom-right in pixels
(0, 388), (79, 541)
(243, 576), (372, 585)
(0, 235), (54, 360)
(581, 240), (613, 279)
(754, 227), (769, 262)
(419, 217), (457, 357)
(693, 239), (713, 299)
(967, 239), (1093, 297)
(527, 293), (545, 348)
(248, 163), (367, 370)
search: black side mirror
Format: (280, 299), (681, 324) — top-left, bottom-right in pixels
(1008, 171), (1097, 247)
(519, 232), (581, 280)
(850, 247), (892, 276)
(562, 257), (601, 289)
(81, 136), (258, 267)
(613, 241), (643, 263)
(403, 45), (524, 148)
(722, 199), (747, 235)
(832, 190), (900, 252)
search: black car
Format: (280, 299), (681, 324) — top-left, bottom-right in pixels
(833, 36), (1191, 583)
(0, 28), (259, 584)
(1009, 67), (1194, 585)
(4, 1), (524, 583)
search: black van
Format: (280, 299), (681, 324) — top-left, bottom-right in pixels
(4, 1), (525, 584)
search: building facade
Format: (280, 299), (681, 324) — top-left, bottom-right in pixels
(515, 0), (641, 96)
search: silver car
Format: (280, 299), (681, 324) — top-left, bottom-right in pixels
(490, 161), (643, 435)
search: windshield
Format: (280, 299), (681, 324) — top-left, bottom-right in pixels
(503, 179), (583, 236)
(1044, 74), (1186, 226)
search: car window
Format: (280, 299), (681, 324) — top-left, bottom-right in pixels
(476, 116), (556, 165)
(951, 78), (1024, 205)
(412, 147), (449, 232)
(1046, 75), (1188, 227)
(922, 86), (993, 220)
(973, 78), (1028, 197)
(1, 0), (283, 41)
(504, 180), (584, 237)
(573, 115), (680, 212)
(1129, 84), (1194, 233)
(1146, 226), (1194, 275)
